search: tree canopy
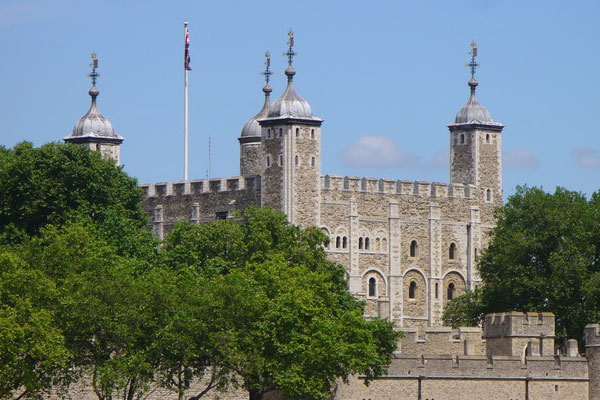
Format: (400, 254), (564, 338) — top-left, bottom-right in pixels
(0, 143), (400, 400)
(443, 186), (600, 344)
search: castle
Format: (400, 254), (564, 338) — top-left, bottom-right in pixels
(63, 37), (600, 399)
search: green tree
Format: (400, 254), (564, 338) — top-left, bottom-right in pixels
(444, 186), (600, 344)
(163, 207), (401, 400)
(0, 250), (68, 400)
(0, 142), (154, 261)
(17, 221), (163, 400)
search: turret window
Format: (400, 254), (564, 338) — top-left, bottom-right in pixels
(409, 281), (417, 299)
(435, 283), (439, 299)
(460, 133), (465, 144)
(486, 189), (493, 202)
(279, 128), (283, 137)
(267, 128), (271, 139)
(447, 283), (456, 300)
(311, 157), (315, 167)
(311, 129), (315, 139)
(368, 277), (377, 297)
(279, 155), (283, 166)
(296, 128), (299, 138)
(449, 243), (456, 260)
(266, 156), (271, 167)
(409, 240), (418, 258)
(295, 155), (299, 166)
(486, 133), (490, 143)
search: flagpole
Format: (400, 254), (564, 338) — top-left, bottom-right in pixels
(183, 21), (190, 181)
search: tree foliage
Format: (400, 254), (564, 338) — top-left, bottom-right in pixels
(444, 186), (600, 344)
(163, 207), (401, 400)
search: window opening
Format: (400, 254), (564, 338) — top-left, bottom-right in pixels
(296, 128), (299, 137)
(311, 129), (315, 139)
(409, 281), (417, 299)
(368, 277), (376, 297)
(447, 283), (456, 300)
(486, 189), (492, 202)
(311, 157), (315, 167)
(342, 236), (348, 249)
(358, 237), (363, 250)
(266, 156), (271, 167)
(365, 237), (370, 250)
(449, 243), (456, 260)
(336, 236), (341, 249)
(410, 240), (418, 257)
(435, 283), (439, 299)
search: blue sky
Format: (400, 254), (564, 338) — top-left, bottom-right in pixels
(1, 0), (600, 198)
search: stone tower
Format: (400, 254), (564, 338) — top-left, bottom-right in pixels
(239, 52), (272, 177)
(258, 31), (323, 227)
(586, 323), (600, 400)
(65, 53), (124, 164)
(447, 43), (503, 215)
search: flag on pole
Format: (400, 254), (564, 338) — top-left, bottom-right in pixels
(184, 24), (192, 71)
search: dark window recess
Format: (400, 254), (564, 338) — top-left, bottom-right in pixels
(215, 211), (228, 220)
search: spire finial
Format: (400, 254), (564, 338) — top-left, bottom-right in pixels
(88, 52), (99, 87)
(284, 29), (296, 67)
(260, 51), (273, 86)
(467, 41), (479, 80)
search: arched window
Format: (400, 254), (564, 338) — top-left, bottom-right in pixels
(447, 283), (456, 301)
(460, 133), (465, 144)
(435, 283), (439, 299)
(358, 237), (363, 250)
(449, 243), (456, 260)
(368, 277), (376, 297)
(311, 157), (315, 167)
(410, 240), (418, 257)
(336, 236), (341, 249)
(486, 133), (490, 143)
(365, 237), (370, 250)
(296, 128), (299, 138)
(382, 238), (387, 251)
(409, 281), (417, 299)
(486, 189), (492, 202)
(342, 236), (348, 249)
(311, 129), (315, 139)
(375, 238), (380, 251)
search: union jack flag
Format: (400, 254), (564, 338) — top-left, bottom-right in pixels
(184, 26), (192, 71)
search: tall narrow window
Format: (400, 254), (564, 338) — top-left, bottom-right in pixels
(449, 243), (456, 260)
(409, 281), (417, 299)
(460, 134), (465, 144)
(279, 128), (283, 137)
(435, 283), (439, 299)
(311, 157), (315, 167)
(410, 240), (418, 257)
(336, 236), (341, 249)
(296, 128), (299, 138)
(365, 237), (370, 250)
(311, 129), (315, 139)
(486, 189), (492, 202)
(368, 277), (376, 297)
(447, 283), (456, 300)
(342, 236), (348, 249)
(358, 237), (363, 250)
(279, 155), (283, 166)
(486, 133), (490, 143)
(382, 238), (387, 251)
(266, 156), (271, 167)
(267, 128), (271, 138)
(295, 155), (299, 166)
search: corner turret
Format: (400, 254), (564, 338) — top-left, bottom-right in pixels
(64, 53), (124, 164)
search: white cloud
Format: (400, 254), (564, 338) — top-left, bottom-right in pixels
(503, 150), (539, 169)
(571, 147), (600, 169)
(342, 135), (419, 168)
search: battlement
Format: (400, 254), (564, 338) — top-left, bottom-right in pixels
(386, 353), (588, 379)
(321, 174), (477, 199)
(484, 311), (555, 338)
(141, 176), (261, 198)
(399, 326), (484, 356)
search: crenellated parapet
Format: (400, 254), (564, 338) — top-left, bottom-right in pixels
(399, 326), (484, 356)
(321, 174), (477, 199)
(484, 312), (555, 357)
(141, 175), (261, 198)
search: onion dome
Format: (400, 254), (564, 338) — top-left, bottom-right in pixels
(68, 86), (122, 139)
(454, 78), (493, 124)
(267, 66), (316, 119)
(240, 84), (271, 139)
(65, 54), (123, 144)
